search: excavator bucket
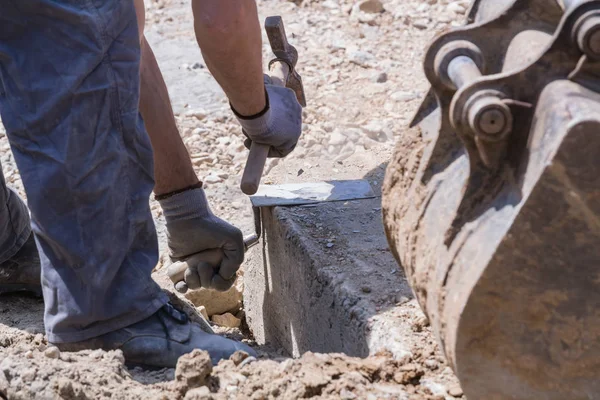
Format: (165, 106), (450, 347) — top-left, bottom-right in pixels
(383, 0), (600, 398)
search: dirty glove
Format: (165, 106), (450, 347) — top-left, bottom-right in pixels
(159, 188), (244, 292)
(234, 84), (303, 158)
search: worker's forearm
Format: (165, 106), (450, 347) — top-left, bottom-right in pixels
(140, 38), (200, 195)
(192, 0), (266, 116)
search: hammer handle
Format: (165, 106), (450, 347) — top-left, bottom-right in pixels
(241, 143), (270, 195)
(240, 61), (291, 195)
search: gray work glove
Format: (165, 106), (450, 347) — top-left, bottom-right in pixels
(159, 188), (244, 292)
(235, 84), (303, 158)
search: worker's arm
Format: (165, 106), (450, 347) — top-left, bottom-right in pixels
(134, 0), (244, 291)
(140, 38), (200, 195)
(192, 0), (302, 157)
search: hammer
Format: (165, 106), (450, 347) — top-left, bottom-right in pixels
(240, 16), (307, 195)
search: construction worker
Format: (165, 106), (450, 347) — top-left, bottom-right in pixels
(0, 0), (302, 367)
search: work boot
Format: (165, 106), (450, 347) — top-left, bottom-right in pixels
(0, 233), (41, 295)
(54, 302), (256, 367)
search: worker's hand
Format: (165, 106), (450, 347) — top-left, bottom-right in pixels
(158, 188), (244, 292)
(235, 83), (302, 158)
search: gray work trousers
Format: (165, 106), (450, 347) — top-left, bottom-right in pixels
(0, 0), (168, 342)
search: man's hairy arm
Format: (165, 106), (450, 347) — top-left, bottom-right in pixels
(192, 0), (266, 117)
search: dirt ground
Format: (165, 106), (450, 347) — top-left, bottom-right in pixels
(0, 0), (470, 398)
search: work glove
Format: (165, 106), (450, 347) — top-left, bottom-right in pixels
(234, 83), (303, 158)
(159, 188), (244, 292)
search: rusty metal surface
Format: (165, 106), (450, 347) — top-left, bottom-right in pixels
(452, 80), (600, 399)
(383, 1), (600, 398)
(265, 16), (306, 107)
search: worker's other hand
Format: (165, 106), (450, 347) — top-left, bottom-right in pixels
(235, 84), (302, 158)
(158, 188), (244, 292)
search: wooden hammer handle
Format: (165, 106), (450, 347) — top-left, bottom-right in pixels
(240, 61), (290, 195)
(241, 143), (270, 195)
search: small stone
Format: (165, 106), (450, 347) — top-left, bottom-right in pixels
(347, 49), (375, 68)
(340, 388), (357, 399)
(191, 62), (204, 70)
(412, 315), (430, 332)
(358, 0), (384, 13)
(184, 386), (211, 400)
(230, 350), (250, 366)
(329, 130), (347, 146)
(197, 305), (209, 321)
(396, 294), (409, 304)
(412, 18), (430, 30)
(361, 286), (372, 293)
(448, 385), (464, 397)
(212, 313), (241, 328)
(390, 91), (419, 102)
(90, 349), (104, 359)
(374, 72), (388, 83)
(424, 359), (439, 370)
(25, 350), (33, 359)
(447, 2), (467, 14)
(203, 175), (223, 184)
(176, 349), (213, 389)
(44, 346), (60, 359)
(326, 242), (335, 248)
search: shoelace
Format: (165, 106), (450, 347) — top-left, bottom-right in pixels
(157, 303), (189, 350)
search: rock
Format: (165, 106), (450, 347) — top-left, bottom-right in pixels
(197, 305), (209, 320)
(448, 385), (464, 397)
(176, 349), (213, 389)
(447, 2), (467, 14)
(230, 350), (250, 366)
(347, 49), (375, 68)
(184, 386), (212, 400)
(329, 130), (348, 146)
(185, 109), (207, 120)
(395, 294), (409, 304)
(412, 18), (430, 30)
(412, 315), (430, 332)
(374, 72), (388, 83)
(56, 378), (87, 399)
(203, 175), (223, 184)
(44, 346), (60, 359)
(184, 273), (243, 316)
(212, 313), (241, 328)
(0, 370), (8, 395)
(424, 359), (439, 370)
(390, 91), (420, 102)
(358, 0), (384, 13)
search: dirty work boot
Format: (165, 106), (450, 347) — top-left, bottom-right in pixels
(0, 233), (41, 295)
(54, 303), (256, 367)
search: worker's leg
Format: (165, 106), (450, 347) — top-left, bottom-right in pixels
(0, 161), (40, 294)
(0, 0), (168, 342)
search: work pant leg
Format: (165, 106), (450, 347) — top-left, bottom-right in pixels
(0, 0), (168, 342)
(0, 159), (31, 263)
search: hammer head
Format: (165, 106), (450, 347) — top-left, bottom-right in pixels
(265, 16), (307, 107)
